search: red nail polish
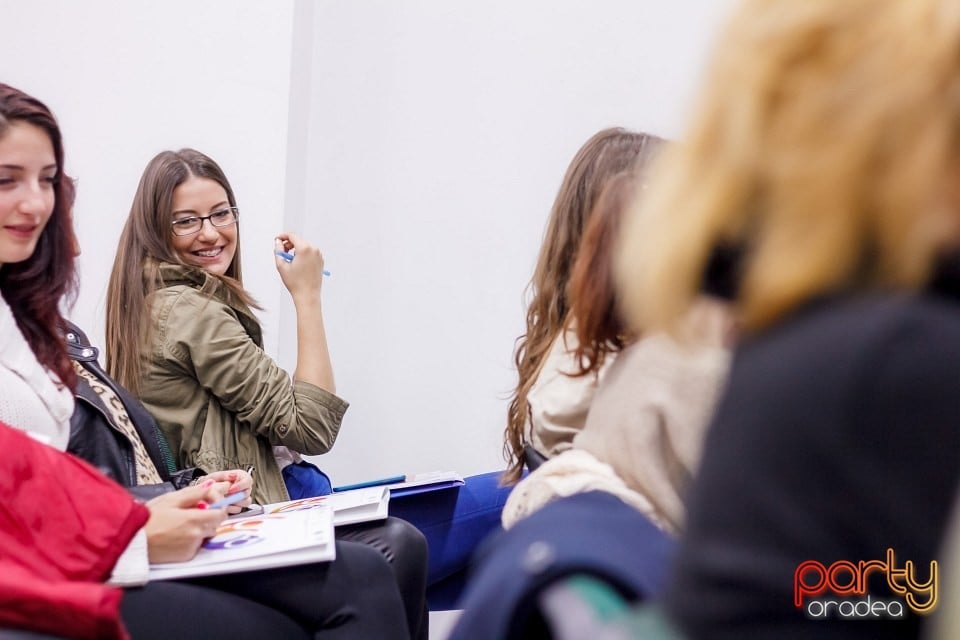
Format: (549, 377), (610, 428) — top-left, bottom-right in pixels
(196, 502), (208, 510)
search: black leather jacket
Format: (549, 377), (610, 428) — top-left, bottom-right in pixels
(65, 322), (203, 500)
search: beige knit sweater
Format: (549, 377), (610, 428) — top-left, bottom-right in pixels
(527, 327), (614, 459)
(503, 298), (732, 533)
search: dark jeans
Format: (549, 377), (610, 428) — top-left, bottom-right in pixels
(121, 539), (409, 640)
(338, 517), (429, 640)
(284, 463), (429, 638)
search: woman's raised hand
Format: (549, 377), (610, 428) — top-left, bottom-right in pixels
(274, 232), (325, 303)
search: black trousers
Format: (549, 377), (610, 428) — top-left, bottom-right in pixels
(121, 539), (410, 640)
(337, 516), (430, 640)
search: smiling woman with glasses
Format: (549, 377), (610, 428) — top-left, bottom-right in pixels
(170, 206), (238, 236)
(104, 147), (430, 639)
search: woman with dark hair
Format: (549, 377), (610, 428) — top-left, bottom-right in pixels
(0, 82), (78, 447)
(0, 81), (411, 639)
(502, 127), (664, 485)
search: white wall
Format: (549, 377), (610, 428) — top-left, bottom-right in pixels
(3, 0), (734, 484)
(2, 0), (297, 355)
(291, 0), (734, 483)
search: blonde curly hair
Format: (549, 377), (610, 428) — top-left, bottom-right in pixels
(619, 0), (960, 335)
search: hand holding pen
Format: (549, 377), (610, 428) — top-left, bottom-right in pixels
(201, 468), (255, 513)
(144, 481), (230, 563)
(274, 233), (328, 301)
(275, 249), (330, 277)
(200, 491), (249, 510)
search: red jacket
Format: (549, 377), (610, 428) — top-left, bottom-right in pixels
(0, 421), (149, 639)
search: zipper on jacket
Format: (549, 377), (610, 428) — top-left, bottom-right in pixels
(154, 429), (178, 474)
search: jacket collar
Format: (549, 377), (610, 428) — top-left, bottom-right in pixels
(64, 321), (100, 362)
(157, 263), (219, 294)
(156, 263), (264, 347)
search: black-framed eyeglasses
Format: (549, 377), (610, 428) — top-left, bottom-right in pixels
(170, 207), (239, 236)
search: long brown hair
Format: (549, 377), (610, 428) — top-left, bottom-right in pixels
(0, 83), (77, 391)
(618, 0), (960, 336)
(502, 128), (662, 483)
(568, 171), (645, 375)
(105, 149), (259, 394)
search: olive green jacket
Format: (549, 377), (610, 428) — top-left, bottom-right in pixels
(138, 264), (348, 504)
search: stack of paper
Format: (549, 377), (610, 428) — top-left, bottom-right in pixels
(265, 485), (390, 526)
(388, 471), (465, 498)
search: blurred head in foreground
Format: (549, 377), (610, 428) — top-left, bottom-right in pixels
(618, 0), (960, 334)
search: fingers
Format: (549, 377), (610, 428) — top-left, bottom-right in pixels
(203, 470), (231, 483)
(229, 470), (253, 494)
(214, 480), (233, 494)
(150, 480), (217, 508)
(231, 475), (254, 512)
(149, 480), (232, 511)
(192, 508), (228, 536)
(217, 475), (253, 514)
(185, 471), (254, 515)
(144, 503), (228, 563)
(182, 505), (228, 536)
(275, 233), (301, 262)
(273, 234), (326, 300)
(228, 470), (252, 491)
(165, 510), (226, 558)
(275, 237), (293, 266)
(206, 470), (253, 495)
(275, 231), (301, 251)
(201, 481), (231, 505)
(275, 233), (323, 262)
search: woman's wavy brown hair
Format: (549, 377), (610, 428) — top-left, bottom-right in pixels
(0, 83), (78, 391)
(105, 149), (259, 394)
(502, 128), (663, 483)
(567, 171), (644, 375)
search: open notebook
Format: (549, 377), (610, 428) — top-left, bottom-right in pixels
(149, 503), (335, 580)
(148, 486), (390, 580)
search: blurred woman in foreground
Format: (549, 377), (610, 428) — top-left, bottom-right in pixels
(619, 1), (960, 638)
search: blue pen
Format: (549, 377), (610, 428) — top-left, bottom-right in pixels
(275, 250), (331, 276)
(207, 491), (248, 509)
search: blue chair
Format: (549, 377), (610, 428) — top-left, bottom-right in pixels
(449, 491), (676, 640)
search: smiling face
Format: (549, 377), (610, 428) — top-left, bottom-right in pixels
(0, 120), (57, 269)
(169, 176), (237, 276)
